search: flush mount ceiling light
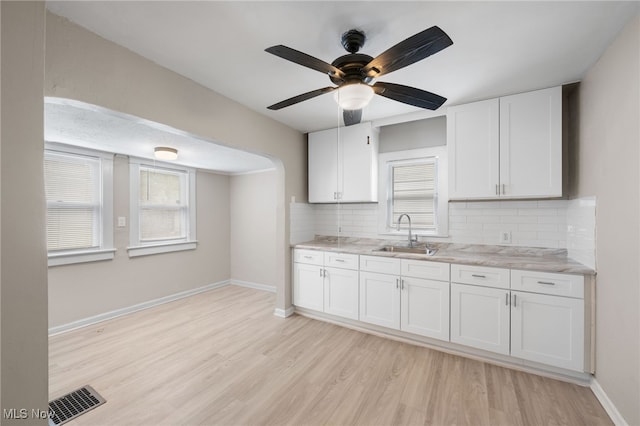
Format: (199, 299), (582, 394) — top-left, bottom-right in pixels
(334, 82), (375, 110)
(154, 146), (178, 161)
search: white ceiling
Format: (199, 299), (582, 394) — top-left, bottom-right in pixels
(45, 98), (275, 174)
(46, 1), (638, 134)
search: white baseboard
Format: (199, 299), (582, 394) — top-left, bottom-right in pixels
(591, 379), (628, 426)
(273, 306), (295, 318)
(231, 279), (276, 293)
(49, 280), (231, 336)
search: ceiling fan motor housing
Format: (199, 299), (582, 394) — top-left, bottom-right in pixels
(341, 29), (366, 53)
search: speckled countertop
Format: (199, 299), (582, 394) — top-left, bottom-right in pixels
(293, 236), (595, 275)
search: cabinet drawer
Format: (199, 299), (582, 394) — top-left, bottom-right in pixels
(451, 264), (510, 289)
(401, 259), (450, 281)
(324, 252), (359, 270)
(293, 249), (324, 266)
(360, 255), (401, 275)
(511, 270), (584, 299)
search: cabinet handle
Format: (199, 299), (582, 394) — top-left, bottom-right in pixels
(512, 294), (517, 307)
(319, 268), (323, 277)
(303, 255), (313, 259)
(401, 279), (405, 290)
(505, 293), (509, 306)
(537, 281), (556, 286)
(495, 184), (499, 195)
(333, 192), (337, 200)
(471, 274), (486, 278)
(502, 184), (506, 194)
(396, 278), (400, 289)
(334, 258), (345, 263)
(367, 135), (370, 145)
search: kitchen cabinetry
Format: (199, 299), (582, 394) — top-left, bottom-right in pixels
(447, 86), (562, 199)
(450, 264), (585, 371)
(293, 249), (359, 320)
(308, 122), (379, 203)
(359, 255), (450, 340)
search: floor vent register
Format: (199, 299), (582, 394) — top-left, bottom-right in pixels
(48, 385), (106, 426)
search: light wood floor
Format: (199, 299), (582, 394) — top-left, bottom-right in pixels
(49, 285), (612, 426)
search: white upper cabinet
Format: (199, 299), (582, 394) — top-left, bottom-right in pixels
(308, 122), (379, 203)
(447, 98), (500, 199)
(448, 86), (562, 200)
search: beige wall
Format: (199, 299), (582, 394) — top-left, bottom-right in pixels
(44, 12), (307, 313)
(48, 158), (231, 328)
(574, 15), (640, 425)
(0, 2), (49, 424)
(230, 170), (278, 288)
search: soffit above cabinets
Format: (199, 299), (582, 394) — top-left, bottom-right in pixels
(44, 98), (275, 174)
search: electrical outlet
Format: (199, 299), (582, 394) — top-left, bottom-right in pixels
(499, 231), (512, 244)
(117, 216), (127, 227)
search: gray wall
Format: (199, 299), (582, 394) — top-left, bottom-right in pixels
(48, 160), (231, 328)
(1, 2), (49, 423)
(230, 170), (278, 288)
(44, 10), (307, 314)
(378, 116), (446, 152)
(573, 14), (639, 425)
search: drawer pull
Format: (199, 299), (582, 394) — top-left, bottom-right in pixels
(471, 274), (486, 278)
(303, 255), (313, 259)
(334, 259), (346, 263)
(537, 281), (556, 286)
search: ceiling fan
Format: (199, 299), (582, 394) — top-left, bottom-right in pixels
(265, 26), (453, 126)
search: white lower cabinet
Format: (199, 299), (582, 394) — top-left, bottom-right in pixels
(510, 290), (584, 371)
(293, 262), (325, 312)
(324, 267), (359, 320)
(401, 277), (450, 340)
(359, 271), (400, 329)
(359, 257), (450, 341)
(450, 283), (510, 355)
(293, 249), (359, 320)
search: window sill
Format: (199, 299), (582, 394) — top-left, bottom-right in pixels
(127, 240), (198, 258)
(48, 248), (116, 267)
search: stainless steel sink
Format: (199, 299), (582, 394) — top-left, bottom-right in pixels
(375, 246), (438, 256)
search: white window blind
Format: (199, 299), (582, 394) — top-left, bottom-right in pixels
(138, 167), (188, 242)
(389, 159), (437, 230)
(45, 151), (101, 252)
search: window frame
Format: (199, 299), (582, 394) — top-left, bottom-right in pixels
(378, 147), (449, 238)
(44, 143), (115, 266)
(128, 158), (197, 257)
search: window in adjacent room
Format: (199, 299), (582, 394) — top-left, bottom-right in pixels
(378, 147), (448, 237)
(128, 160), (196, 257)
(44, 144), (115, 266)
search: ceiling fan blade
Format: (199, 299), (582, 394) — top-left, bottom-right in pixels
(343, 109), (362, 126)
(265, 45), (345, 81)
(363, 26), (453, 79)
(267, 86), (337, 110)
(373, 82), (447, 110)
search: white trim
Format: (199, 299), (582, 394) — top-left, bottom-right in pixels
(231, 279), (276, 293)
(127, 240), (198, 258)
(228, 167), (276, 176)
(48, 248), (116, 267)
(591, 379), (628, 426)
(274, 306), (295, 318)
(48, 280), (230, 336)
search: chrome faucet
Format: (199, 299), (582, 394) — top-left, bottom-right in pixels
(397, 213), (418, 248)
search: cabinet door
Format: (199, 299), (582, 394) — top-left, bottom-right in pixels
(499, 86), (562, 198)
(359, 271), (400, 329)
(324, 267), (359, 320)
(293, 262), (324, 311)
(450, 283), (510, 355)
(447, 99), (500, 199)
(339, 123), (378, 202)
(511, 291), (584, 371)
(400, 277), (450, 341)
(308, 127), (338, 203)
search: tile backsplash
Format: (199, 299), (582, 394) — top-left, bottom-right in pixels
(291, 197), (597, 267)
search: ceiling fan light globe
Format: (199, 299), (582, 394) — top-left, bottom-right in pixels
(334, 83), (374, 110)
